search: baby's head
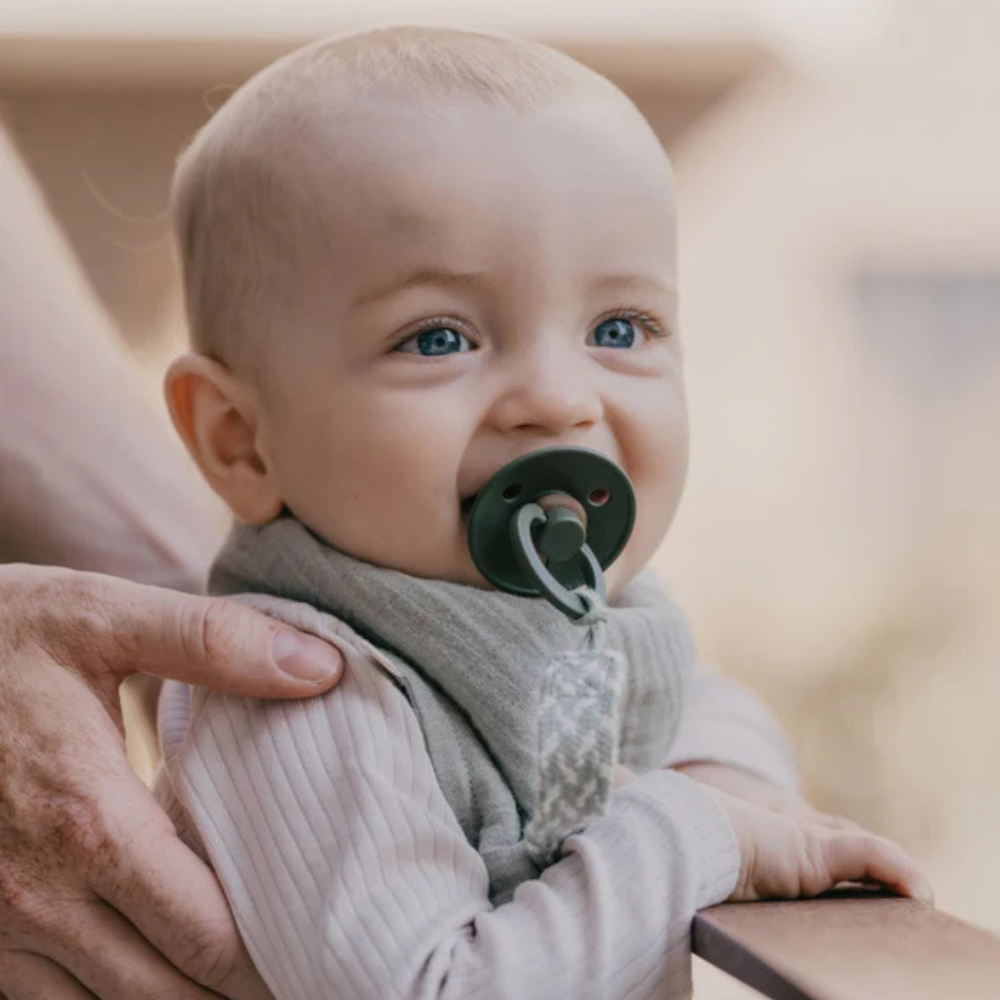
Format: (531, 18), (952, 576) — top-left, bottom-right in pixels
(166, 26), (687, 596)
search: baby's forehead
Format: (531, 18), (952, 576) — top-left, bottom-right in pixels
(290, 101), (670, 241)
(249, 87), (674, 223)
(235, 90), (678, 306)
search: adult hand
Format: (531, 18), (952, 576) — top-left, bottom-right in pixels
(0, 563), (344, 1000)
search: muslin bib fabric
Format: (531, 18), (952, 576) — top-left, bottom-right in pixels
(210, 517), (696, 902)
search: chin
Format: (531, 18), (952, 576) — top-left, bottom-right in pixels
(391, 545), (493, 590)
(450, 554), (494, 590)
(605, 542), (654, 601)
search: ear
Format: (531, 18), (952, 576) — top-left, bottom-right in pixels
(165, 353), (283, 524)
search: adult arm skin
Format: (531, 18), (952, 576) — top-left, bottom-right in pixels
(0, 122), (344, 999)
(0, 117), (222, 590)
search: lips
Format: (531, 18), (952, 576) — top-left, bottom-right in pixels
(458, 473), (500, 518)
(459, 492), (479, 518)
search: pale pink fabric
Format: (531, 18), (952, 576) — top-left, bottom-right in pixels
(156, 631), (798, 1000)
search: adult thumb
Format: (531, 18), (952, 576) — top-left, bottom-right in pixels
(46, 569), (344, 698)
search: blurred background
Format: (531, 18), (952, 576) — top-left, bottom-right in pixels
(2, 1), (998, 994)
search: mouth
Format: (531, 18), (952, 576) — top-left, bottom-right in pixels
(459, 492), (479, 520)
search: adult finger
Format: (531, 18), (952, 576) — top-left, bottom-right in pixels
(20, 565), (343, 698)
(0, 952), (97, 1000)
(89, 802), (271, 1000)
(39, 897), (234, 1000)
(823, 833), (934, 903)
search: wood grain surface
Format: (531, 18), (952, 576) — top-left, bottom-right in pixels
(694, 891), (1000, 1000)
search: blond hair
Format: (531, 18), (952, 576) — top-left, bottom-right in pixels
(173, 26), (626, 366)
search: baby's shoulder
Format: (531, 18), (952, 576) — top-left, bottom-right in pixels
(179, 592), (418, 755)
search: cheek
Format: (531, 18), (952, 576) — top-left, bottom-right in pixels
(263, 388), (474, 565)
(622, 371), (688, 483)
(637, 419), (688, 538)
(619, 380), (690, 560)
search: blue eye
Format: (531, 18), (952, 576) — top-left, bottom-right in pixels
(589, 317), (639, 349)
(397, 326), (473, 357)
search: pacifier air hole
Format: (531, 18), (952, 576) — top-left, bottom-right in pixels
(588, 487), (611, 507)
(502, 483), (524, 502)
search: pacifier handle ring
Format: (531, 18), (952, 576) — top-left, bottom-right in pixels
(512, 504), (606, 620)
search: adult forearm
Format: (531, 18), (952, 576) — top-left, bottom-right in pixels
(0, 119), (223, 590)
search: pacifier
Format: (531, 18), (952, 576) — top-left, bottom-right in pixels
(466, 447), (635, 620)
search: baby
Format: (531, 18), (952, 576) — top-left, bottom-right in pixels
(154, 26), (931, 1000)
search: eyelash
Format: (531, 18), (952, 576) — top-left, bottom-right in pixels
(392, 306), (670, 353)
(599, 306), (670, 341)
(391, 316), (476, 357)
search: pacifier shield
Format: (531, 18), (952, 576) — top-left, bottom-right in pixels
(467, 446), (635, 597)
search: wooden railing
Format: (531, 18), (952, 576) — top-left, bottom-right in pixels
(694, 890), (1000, 999)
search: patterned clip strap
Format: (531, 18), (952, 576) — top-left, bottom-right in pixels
(524, 589), (625, 867)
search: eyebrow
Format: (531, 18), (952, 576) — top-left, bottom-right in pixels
(587, 272), (676, 299)
(351, 268), (488, 310)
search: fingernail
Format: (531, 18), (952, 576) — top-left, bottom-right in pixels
(272, 630), (343, 684)
(914, 881), (935, 905)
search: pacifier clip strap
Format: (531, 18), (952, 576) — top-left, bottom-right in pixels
(524, 592), (624, 868)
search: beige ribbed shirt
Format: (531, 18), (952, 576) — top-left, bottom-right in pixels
(156, 635), (798, 1000)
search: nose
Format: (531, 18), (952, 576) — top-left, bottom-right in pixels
(487, 341), (603, 436)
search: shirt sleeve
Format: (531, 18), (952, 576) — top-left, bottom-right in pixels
(160, 644), (739, 1000)
(661, 662), (801, 792)
(0, 121), (224, 589)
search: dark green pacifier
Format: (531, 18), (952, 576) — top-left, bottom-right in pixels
(467, 446), (636, 620)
